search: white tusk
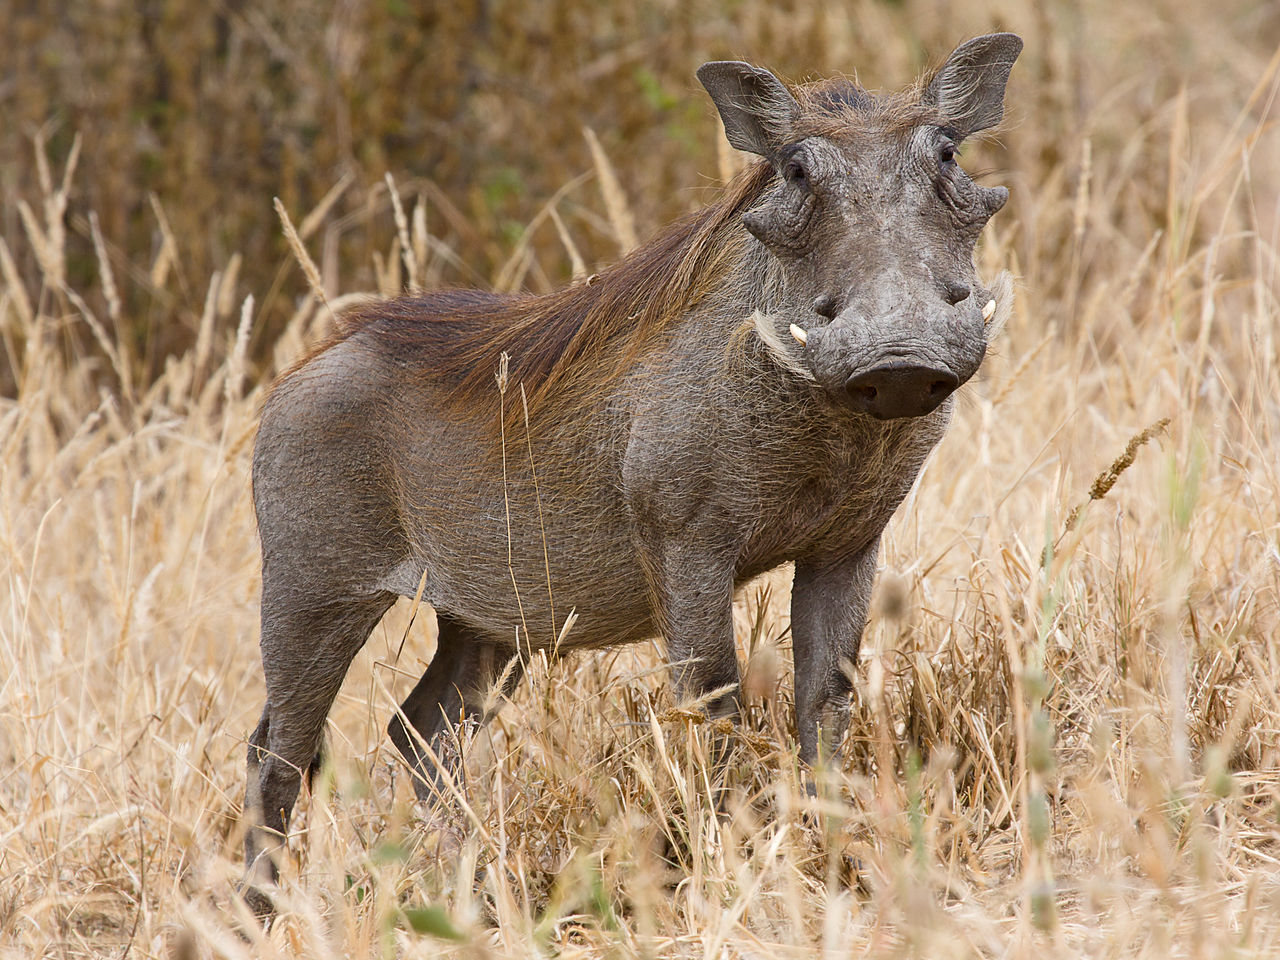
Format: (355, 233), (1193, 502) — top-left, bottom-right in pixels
(789, 323), (808, 345)
(982, 299), (996, 322)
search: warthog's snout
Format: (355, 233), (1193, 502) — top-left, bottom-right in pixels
(804, 315), (982, 419)
(844, 363), (959, 419)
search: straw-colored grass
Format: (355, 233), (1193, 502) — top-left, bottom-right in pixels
(3, 4), (1279, 957)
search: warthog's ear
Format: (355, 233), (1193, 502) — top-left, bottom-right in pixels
(697, 61), (800, 158)
(924, 33), (1023, 139)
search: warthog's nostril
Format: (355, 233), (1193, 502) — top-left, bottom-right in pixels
(845, 364), (960, 419)
(849, 383), (877, 407)
(943, 282), (971, 306)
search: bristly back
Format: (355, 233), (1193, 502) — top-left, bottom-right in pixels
(334, 161), (772, 431)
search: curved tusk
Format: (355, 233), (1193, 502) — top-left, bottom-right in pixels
(789, 323), (808, 345)
(982, 299), (996, 322)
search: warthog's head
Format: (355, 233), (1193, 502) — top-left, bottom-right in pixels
(699, 34), (1021, 419)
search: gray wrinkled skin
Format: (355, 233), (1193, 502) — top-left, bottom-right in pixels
(241, 33), (1022, 910)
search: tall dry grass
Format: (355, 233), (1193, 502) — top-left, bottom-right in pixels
(2, 2), (1280, 957)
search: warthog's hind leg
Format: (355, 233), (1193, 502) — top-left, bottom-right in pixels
(389, 614), (524, 804)
(241, 588), (395, 917)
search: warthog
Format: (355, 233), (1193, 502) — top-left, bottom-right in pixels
(243, 33), (1021, 903)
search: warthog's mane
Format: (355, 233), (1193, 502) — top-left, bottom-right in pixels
(321, 73), (939, 433)
(795, 74), (944, 138)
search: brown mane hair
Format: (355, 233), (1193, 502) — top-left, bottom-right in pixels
(331, 160), (772, 432)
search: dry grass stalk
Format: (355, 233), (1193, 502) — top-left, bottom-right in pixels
(584, 126), (639, 253)
(274, 197), (327, 302)
(299, 172), (355, 243)
(148, 192), (181, 292)
(193, 271), (221, 387)
(548, 205), (587, 282)
(493, 172), (592, 292)
(1062, 417), (1173, 535)
(0, 235), (34, 326)
(225, 294), (255, 405)
(60, 285), (129, 398)
(412, 197), (430, 286)
(88, 211), (122, 326)
(16, 200), (57, 291)
(385, 172), (417, 292)
(217, 252), (243, 319)
(990, 329), (1053, 408)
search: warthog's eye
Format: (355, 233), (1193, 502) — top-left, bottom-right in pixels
(783, 159), (808, 188)
(938, 142), (958, 168)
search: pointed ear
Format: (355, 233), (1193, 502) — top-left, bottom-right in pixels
(696, 61), (800, 158)
(924, 33), (1023, 139)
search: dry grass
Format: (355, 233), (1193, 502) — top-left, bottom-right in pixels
(3, 3), (1280, 957)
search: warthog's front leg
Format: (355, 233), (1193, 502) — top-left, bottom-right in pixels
(790, 539), (880, 766)
(640, 538), (742, 719)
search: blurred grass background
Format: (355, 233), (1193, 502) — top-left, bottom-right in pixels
(3, 1), (1280, 957)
